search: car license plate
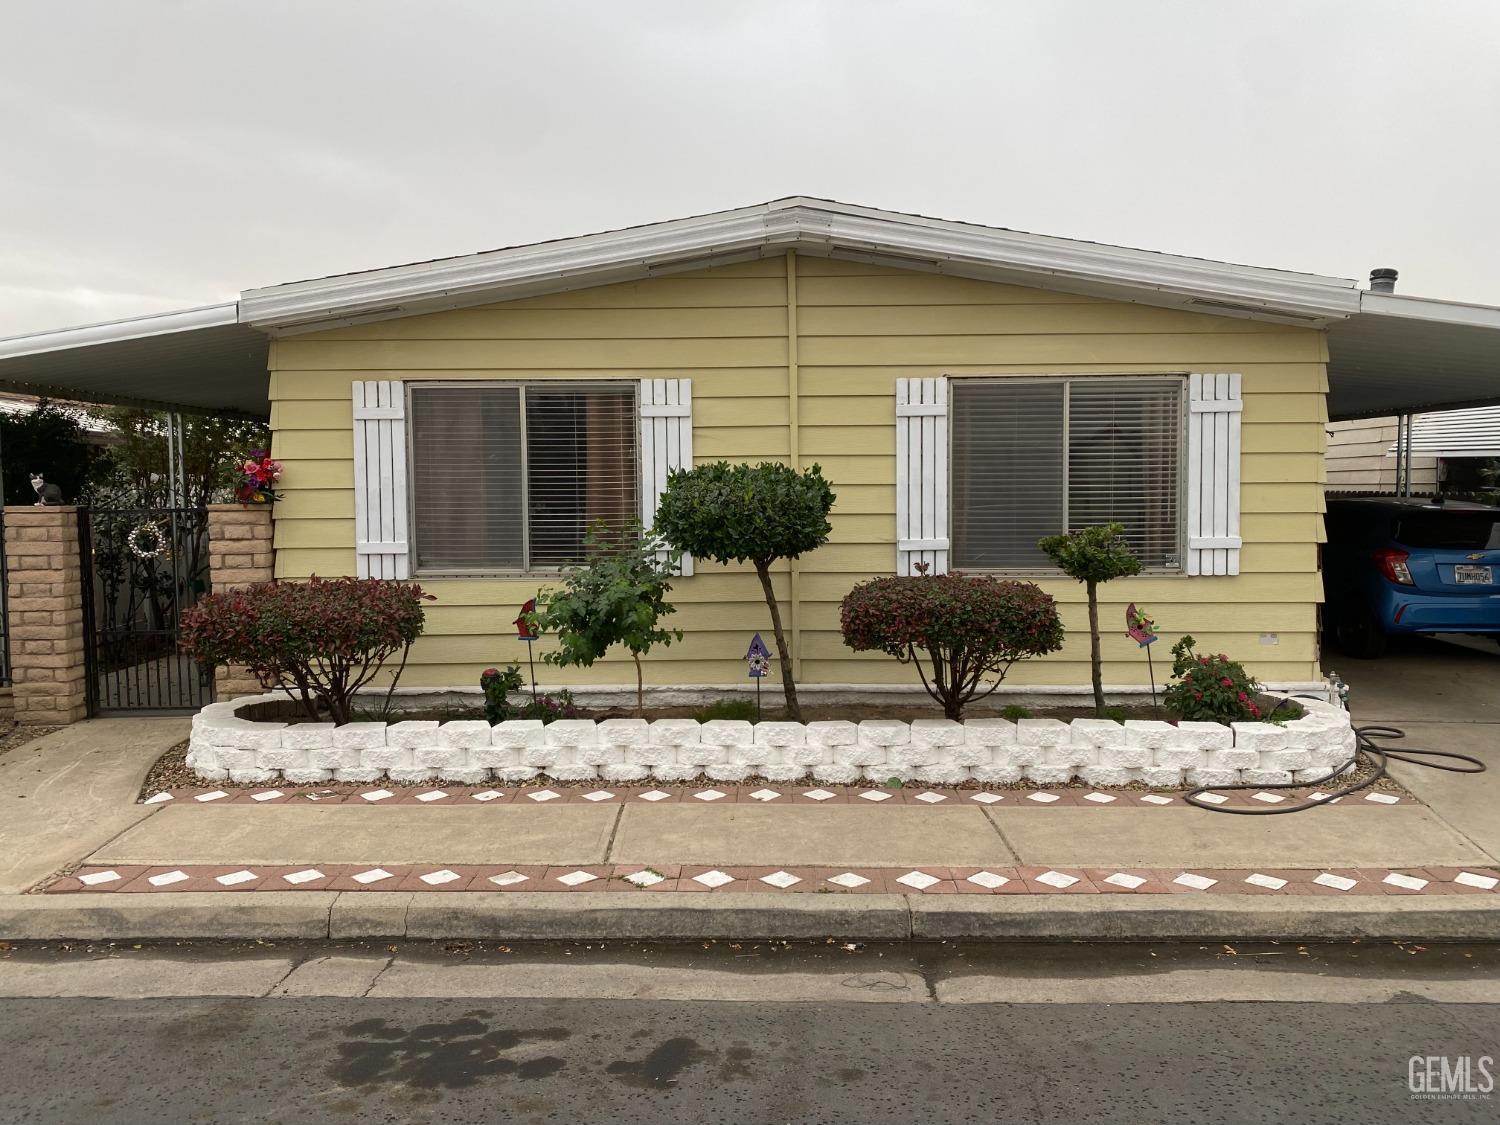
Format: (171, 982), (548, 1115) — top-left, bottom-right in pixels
(1454, 565), (1493, 584)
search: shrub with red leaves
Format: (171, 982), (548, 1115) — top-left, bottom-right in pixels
(839, 573), (1064, 719)
(181, 576), (432, 724)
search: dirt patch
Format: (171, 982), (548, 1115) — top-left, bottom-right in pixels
(241, 695), (1303, 726)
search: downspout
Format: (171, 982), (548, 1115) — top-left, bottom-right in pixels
(786, 250), (802, 681)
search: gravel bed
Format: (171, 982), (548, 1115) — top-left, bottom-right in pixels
(0, 722), (61, 762)
(140, 740), (1411, 801)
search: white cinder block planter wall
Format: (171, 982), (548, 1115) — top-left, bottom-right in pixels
(186, 694), (1356, 788)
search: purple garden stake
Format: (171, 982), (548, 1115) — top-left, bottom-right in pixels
(745, 633), (771, 721)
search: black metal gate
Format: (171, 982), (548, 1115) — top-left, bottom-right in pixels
(79, 508), (214, 714)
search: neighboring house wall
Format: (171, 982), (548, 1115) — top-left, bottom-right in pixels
(1326, 417), (1439, 493)
(268, 254), (1328, 688)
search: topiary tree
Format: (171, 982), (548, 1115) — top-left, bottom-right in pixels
(534, 522), (684, 716)
(1038, 523), (1142, 717)
(840, 573), (1065, 719)
(180, 576), (432, 724)
(653, 461), (834, 720)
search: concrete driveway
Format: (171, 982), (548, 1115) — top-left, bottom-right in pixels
(1325, 633), (1500, 858)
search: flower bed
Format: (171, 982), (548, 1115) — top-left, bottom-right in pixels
(187, 692), (1355, 789)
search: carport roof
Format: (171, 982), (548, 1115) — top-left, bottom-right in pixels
(0, 304), (269, 418)
(0, 197), (1496, 421)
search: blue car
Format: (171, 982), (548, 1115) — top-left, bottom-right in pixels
(1323, 497), (1500, 658)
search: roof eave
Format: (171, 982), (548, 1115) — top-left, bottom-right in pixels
(238, 202), (1362, 333)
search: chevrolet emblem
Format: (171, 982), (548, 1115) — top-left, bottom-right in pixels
(1467, 552), (1486, 561)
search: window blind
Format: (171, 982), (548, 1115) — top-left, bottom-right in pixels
(1067, 380), (1182, 567)
(951, 378), (1182, 570)
(409, 383), (639, 572)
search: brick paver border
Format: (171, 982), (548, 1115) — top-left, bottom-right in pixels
(44, 863), (1498, 896)
(140, 782), (1414, 810)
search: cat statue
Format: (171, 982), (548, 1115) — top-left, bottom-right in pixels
(30, 473), (64, 506)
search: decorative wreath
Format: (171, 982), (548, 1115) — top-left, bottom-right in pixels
(125, 520), (169, 561)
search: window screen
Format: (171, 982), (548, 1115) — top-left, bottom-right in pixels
(951, 377), (1182, 570)
(409, 383), (638, 572)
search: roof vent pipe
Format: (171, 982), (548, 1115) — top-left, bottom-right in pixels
(1369, 267), (1398, 293)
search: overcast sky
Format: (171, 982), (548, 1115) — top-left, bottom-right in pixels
(4, 0), (1499, 336)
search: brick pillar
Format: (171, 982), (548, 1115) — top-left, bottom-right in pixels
(4, 506), (88, 725)
(205, 503), (275, 700)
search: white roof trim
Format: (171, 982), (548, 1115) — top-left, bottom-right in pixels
(1359, 290), (1500, 329)
(0, 303), (239, 360)
(238, 198), (1363, 332)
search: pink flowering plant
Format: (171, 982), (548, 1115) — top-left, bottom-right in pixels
(1163, 634), (1264, 723)
(235, 449), (283, 505)
(840, 572), (1064, 720)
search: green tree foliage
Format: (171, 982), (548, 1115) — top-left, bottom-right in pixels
(1038, 523), (1142, 717)
(653, 461), (835, 720)
(534, 522), (683, 715)
(91, 409), (270, 508)
(0, 400), (104, 505)
(840, 573), (1065, 719)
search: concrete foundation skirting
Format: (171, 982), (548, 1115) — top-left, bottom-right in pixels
(4, 891), (1497, 943)
(185, 692), (1356, 789)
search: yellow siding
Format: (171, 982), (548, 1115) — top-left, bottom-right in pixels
(268, 253), (1328, 689)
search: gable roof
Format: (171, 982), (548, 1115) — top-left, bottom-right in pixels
(0, 195), (1497, 420)
(238, 196), (1363, 333)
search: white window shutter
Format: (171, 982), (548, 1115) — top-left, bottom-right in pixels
(639, 378), (694, 576)
(1186, 372), (1243, 576)
(352, 379), (410, 579)
(895, 376), (950, 575)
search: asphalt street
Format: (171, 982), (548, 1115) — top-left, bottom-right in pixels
(0, 940), (1496, 1124)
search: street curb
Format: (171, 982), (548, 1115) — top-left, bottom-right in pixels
(907, 896), (1500, 941)
(0, 893), (336, 941)
(4, 892), (1499, 943)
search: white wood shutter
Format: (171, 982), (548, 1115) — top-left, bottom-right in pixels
(1186, 372), (1243, 576)
(895, 376), (950, 575)
(639, 378), (694, 576)
(352, 379), (410, 579)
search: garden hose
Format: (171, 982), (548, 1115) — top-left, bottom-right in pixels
(1183, 697), (1486, 815)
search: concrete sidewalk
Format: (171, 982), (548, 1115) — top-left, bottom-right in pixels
(78, 795), (1492, 872)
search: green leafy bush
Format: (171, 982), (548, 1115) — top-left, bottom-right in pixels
(839, 573), (1064, 719)
(653, 461), (835, 721)
(479, 665), (526, 724)
(1163, 635), (1265, 723)
(1038, 523), (1142, 717)
(181, 576), (431, 724)
(1000, 704), (1031, 721)
(534, 522), (682, 715)
(480, 665), (579, 724)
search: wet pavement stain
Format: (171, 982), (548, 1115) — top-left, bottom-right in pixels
(719, 1044), (754, 1082)
(606, 1037), (715, 1088)
(331, 1017), (570, 1089)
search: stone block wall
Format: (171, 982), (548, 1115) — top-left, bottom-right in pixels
(187, 694), (1357, 787)
(4, 506), (88, 725)
(204, 504), (274, 699)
